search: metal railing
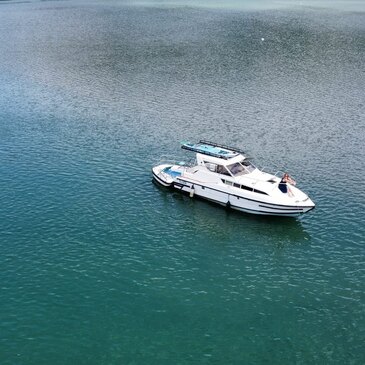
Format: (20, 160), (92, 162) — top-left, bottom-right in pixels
(198, 139), (246, 155)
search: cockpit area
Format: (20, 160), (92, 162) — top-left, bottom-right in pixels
(203, 158), (256, 177)
(227, 160), (256, 176)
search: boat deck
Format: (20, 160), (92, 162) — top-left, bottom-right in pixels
(163, 166), (182, 178)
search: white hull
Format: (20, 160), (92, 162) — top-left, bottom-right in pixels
(152, 164), (315, 217)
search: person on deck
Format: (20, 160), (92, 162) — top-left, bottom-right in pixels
(279, 173), (296, 195)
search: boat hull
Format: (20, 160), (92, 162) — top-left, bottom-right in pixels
(152, 165), (314, 217)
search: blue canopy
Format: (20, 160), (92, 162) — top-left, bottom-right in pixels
(181, 140), (244, 160)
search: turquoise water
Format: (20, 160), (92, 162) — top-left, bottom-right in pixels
(0, 1), (364, 364)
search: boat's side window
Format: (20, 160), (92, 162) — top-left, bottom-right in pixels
(204, 162), (217, 172)
(233, 183), (240, 188)
(221, 179), (233, 186)
(241, 185), (253, 192)
(240, 184), (268, 195)
(241, 160), (256, 173)
(216, 165), (231, 176)
(227, 162), (246, 176)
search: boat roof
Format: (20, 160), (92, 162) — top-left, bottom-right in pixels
(181, 140), (245, 160)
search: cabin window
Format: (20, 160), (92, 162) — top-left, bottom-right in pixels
(204, 162), (217, 172)
(241, 185), (253, 192)
(216, 165), (231, 176)
(222, 179), (268, 195)
(226, 160), (256, 176)
(204, 161), (231, 175)
(221, 179), (233, 186)
(240, 184), (267, 195)
(241, 159), (256, 173)
(255, 189), (267, 195)
(227, 162), (246, 176)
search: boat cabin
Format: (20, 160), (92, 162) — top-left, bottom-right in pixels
(181, 140), (256, 178)
(196, 153), (256, 177)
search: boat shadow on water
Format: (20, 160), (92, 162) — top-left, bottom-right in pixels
(152, 179), (311, 246)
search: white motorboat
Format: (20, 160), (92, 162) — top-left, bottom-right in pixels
(152, 140), (315, 217)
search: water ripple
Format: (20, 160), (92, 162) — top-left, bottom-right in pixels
(0, 2), (364, 365)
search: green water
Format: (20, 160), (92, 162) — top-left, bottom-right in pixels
(0, 1), (364, 364)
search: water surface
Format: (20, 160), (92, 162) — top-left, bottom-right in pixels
(0, 1), (364, 364)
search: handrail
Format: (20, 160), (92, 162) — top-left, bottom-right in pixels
(274, 170), (287, 178)
(154, 155), (296, 192)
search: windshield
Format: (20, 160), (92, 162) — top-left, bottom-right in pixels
(241, 159), (256, 173)
(227, 160), (256, 176)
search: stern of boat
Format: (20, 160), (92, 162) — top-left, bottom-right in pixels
(152, 164), (175, 187)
